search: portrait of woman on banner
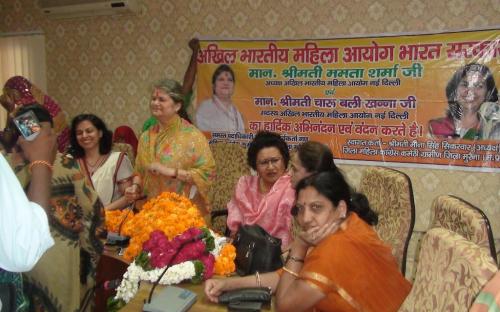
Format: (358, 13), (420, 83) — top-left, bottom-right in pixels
(428, 63), (499, 140)
(195, 64), (245, 133)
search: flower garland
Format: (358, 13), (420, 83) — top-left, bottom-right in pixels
(104, 209), (134, 233)
(119, 192), (206, 261)
(214, 243), (237, 276)
(110, 226), (234, 309)
(106, 192), (236, 310)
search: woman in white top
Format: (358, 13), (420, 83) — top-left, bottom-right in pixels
(69, 114), (134, 210)
(195, 64), (245, 133)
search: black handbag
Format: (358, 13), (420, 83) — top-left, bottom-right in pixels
(233, 225), (283, 276)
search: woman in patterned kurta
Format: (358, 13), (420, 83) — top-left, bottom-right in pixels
(128, 79), (215, 215)
(6, 104), (103, 312)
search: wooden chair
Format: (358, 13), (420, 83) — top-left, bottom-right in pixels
(358, 166), (415, 275)
(399, 228), (498, 312)
(208, 141), (249, 235)
(430, 194), (497, 264)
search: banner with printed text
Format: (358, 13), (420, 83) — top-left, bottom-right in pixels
(194, 29), (500, 172)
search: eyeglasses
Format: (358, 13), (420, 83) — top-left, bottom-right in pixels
(257, 156), (282, 167)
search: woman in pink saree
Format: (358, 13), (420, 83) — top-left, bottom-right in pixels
(227, 131), (295, 249)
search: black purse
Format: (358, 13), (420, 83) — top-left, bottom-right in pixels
(233, 225), (283, 276)
(218, 287), (272, 304)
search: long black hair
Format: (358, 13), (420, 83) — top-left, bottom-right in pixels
(294, 170), (378, 226)
(69, 114), (113, 158)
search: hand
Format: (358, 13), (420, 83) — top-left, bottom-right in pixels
(18, 127), (57, 164)
(0, 93), (15, 112)
(124, 184), (141, 202)
(188, 38), (200, 52)
(204, 279), (226, 303)
(299, 219), (341, 246)
(147, 162), (164, 176)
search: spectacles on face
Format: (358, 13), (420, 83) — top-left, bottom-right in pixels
(257, 156), (282, 168)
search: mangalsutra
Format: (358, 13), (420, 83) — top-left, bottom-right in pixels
(85, 155), (105, 172)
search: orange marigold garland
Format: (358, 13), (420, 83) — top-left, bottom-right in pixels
(214, 243), (236, 275)
(104, 209), (135, 233)
(119, 192), (206, 261)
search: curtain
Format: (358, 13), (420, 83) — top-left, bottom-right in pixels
(0, 32), (46, 129)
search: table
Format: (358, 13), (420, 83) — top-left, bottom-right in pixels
(101, 247), (274, 311)
(120, 282), (227, 311)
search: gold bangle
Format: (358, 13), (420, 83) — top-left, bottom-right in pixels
(29, 160), (53, 173)
(282, 266), (299, 278)
(287, 255), (304, 263)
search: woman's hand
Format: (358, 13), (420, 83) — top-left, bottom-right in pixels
(204, 279), (227, 303)
(299, 219), (342, 246)
(124, 183), (141, 202)
(147, 162), (165, 176)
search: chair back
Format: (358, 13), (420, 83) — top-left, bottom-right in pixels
(208, 142), (249, 234)
(431, 194), (497, 264)
(399, 228), (498, 312)
(358, 166), (415, 275)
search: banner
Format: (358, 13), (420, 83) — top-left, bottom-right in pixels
(194, 29), (500, 171)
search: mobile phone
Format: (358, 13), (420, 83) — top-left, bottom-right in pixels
(13, 110), (41, 141)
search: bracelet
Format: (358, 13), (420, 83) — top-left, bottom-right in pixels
(173, 168), (178, 179)
(255, 271), (262, 287)
(287, 255), (305, 263)
(282, 266), (299, 278)
(29, 160), (54, 173)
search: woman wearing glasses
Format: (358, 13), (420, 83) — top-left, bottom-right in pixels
(227, 131), (294, 248)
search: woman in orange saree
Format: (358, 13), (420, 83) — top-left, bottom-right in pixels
(205, 169), (411, 311)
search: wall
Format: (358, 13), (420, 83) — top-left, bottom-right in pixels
(1, 0), (499, 274)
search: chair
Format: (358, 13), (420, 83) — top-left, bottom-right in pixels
(208, 141), (250, 235)
(431, 194), (497, 264)
(358, 166), (415, 275)
(398, 228), (498, 312)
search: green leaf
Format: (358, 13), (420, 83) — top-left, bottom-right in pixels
(201, 227), (215, 252)
(191, 260), (204, 284)
(134, 251), (152, 271)
(106, 297), (126, 312)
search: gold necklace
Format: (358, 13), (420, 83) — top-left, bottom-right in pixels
(85, 155), (103, 168)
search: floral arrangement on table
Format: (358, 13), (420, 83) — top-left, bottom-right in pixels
(105, 192), (236, 311)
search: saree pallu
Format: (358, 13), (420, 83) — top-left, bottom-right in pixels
(77, 151), (134, 206)
(135, 115), (215, 214)
(227, 175), (295, 248)
(300, 213), (411, 312)
(10, 154), (103, 312)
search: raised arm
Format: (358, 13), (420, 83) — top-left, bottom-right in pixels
(182, 38), (200, 96)
(18, 126), (57, 210)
